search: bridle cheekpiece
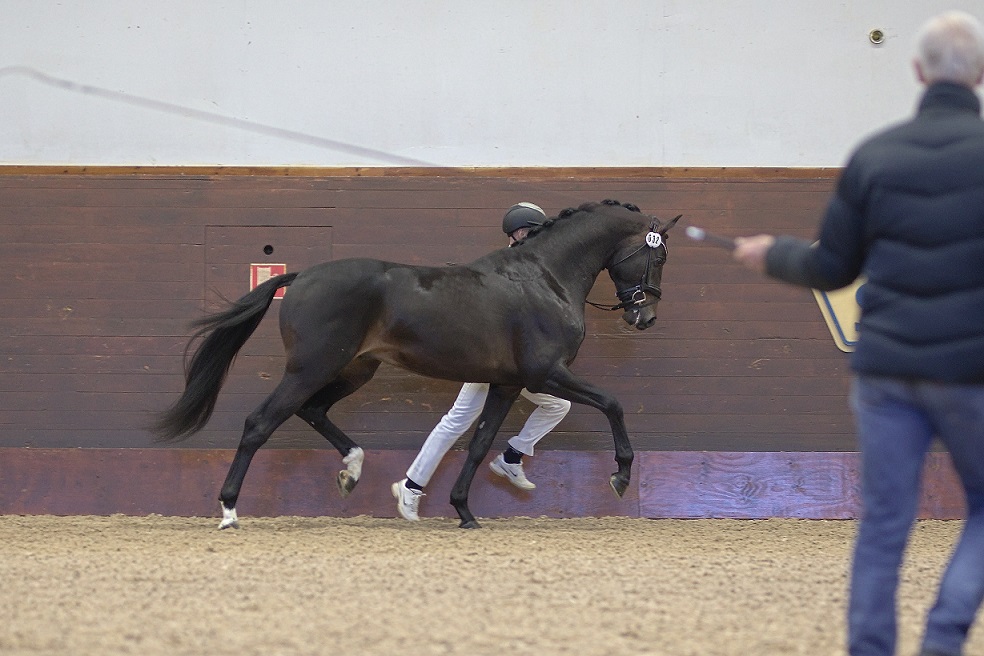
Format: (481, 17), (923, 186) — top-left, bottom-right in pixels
(587, 217), (670, 312)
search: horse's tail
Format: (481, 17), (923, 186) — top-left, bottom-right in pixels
(152, 272), (299, 442)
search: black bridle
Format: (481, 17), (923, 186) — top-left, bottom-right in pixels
(587, 216), (676, 312)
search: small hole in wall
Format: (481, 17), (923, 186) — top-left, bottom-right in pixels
(263, 245), (274, 255)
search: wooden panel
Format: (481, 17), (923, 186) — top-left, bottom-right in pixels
(204, 224), (332, 305)
(0, 448), (964, 520)
(0, 170), (854, 455)
(639, 452), (861, 519)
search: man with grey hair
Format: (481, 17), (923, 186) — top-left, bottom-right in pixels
(915, 10), (984, 86)
(731, 11), (984, 656)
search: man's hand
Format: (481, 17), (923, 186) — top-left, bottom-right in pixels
(732, 235), (776, 274)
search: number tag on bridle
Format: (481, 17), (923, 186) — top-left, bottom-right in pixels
(645, 232), (663, 248)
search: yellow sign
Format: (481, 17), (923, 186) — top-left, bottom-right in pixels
(812, 277), (864, 352)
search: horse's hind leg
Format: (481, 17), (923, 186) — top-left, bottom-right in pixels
(295, 356), (381, 497)
(217, 375), (325, 529)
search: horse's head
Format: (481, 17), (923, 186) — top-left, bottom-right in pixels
(606, 205), (681, 330)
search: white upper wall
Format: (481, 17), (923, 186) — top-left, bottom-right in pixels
(1, 1), (980, 167)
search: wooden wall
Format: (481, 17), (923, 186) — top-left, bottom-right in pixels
(0, 169), (852, 451)
(0, 168), (963, 519)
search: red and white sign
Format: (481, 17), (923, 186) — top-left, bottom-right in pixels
(250, 263), (288, 299)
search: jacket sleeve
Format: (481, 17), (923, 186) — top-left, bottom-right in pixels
(764, 160), (867, 291)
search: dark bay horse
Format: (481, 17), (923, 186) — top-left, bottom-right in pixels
(154, 200), (680, 528)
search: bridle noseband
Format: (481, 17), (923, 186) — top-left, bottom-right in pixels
(587, 217), (669, 312)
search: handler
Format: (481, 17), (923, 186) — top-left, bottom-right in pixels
(392, 202), (572, 521)
(732, 11), (984, 656)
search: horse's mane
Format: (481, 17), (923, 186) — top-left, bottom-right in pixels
(514, 199), (641, 246)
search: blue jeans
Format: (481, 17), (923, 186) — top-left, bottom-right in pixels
(849, 376), (984, 656)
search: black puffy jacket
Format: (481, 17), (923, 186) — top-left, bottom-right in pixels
(767, 82), (984, 383)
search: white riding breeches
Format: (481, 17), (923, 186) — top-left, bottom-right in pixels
(405, 382), (571, 487)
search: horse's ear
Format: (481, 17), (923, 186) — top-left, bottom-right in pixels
(661, 214), (682, 234)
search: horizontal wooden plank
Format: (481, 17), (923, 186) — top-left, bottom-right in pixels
(0, 187), (828, 216)
(0, 292), (827, 327)
(8, 259), (204, 283)
(0, 424), (858, 452)
(1, 381), (853, 418)
(0, 205), (337, 227)
(0, 350), (849, 383)
(0, 166), (841, 179)
(0, 317), (202, 337)
(0, 373), (851, 409)
(0, 281), (204, 302)
(0, 241), (202, 263)
(0, 299), (203, 321)
(1, 222), (203, 243)
(0, 335), (188, 356)
(161, 407), (853, 436)
(0, 373), (186, 394)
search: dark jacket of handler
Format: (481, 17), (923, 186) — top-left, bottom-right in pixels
(766, 81), (984, 383)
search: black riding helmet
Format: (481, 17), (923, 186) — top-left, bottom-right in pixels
(502, 202), (546, 235)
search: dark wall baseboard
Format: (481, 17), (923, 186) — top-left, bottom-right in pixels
(0, 448), (963, 520)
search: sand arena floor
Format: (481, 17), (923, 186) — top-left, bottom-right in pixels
(0, 515), (979, 656)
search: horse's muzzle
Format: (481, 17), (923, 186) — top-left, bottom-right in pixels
(622, 305), (658, 330)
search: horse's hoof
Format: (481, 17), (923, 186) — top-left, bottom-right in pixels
(218, 504), (239, 529)
(458, 519), (482, 529)
(337, 447), (364, 498)
(609, 474), (629, 498)
(337, 470), (358, 498)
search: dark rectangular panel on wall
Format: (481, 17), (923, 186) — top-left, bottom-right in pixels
(0, 171), (852, 454)
(202, 225), (334, 445)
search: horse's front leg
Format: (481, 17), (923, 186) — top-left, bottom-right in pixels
(450, 385), (521, 529)
(540, 364), (633, 498)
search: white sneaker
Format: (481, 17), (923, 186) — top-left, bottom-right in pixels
(391, 479), (424, 521)
(489, 454), (536, 490)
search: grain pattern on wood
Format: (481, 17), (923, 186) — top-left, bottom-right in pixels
(0, 448), (963, 519)
(0, 171), (854, 454)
